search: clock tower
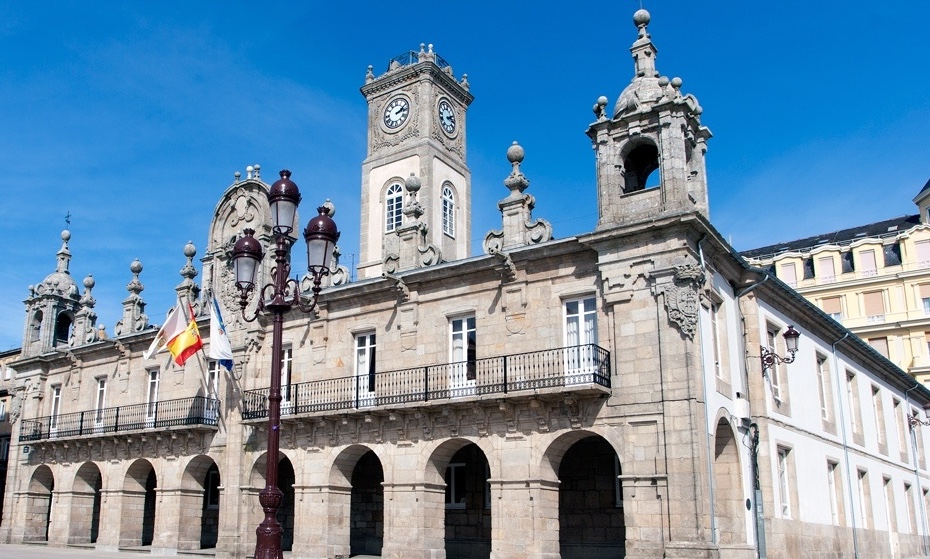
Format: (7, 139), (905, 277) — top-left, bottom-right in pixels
(358, 44), (474, 279)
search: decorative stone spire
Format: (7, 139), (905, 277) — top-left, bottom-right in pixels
(56, 229), (72, 275)
(114, 259), (149, 336)
(176, 241), (201, 313)
(22, 227), (83, 355)
(383, 173), (442, 274)
(71, 274), (100, 345)
(631, 9), (658, 79)
(483, 142), (553, 254)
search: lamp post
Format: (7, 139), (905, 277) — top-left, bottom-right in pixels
(760, 325), (800, 373)
(231, 169), (339, 559)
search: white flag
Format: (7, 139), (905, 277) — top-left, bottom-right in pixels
(208, 296), (234, 372)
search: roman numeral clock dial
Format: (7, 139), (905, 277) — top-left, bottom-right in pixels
(383, 97), (410, 129)
(438, 99), (456, 135)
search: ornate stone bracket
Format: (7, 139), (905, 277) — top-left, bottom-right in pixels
(663, 264), (705, 339)
(382, 273), (410, 302)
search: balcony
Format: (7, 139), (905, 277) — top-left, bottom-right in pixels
(19, 396), (219, 442)
(243, 344), (611, 420)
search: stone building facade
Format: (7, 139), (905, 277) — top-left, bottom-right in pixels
(2, 10), (930, 559)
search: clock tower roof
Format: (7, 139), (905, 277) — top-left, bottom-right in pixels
(360, 43), (473, 106)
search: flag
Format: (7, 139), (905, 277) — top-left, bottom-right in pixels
(143, 304), (186, 360)
(209, 296), (234, 372)
(166, 303), (203, 366)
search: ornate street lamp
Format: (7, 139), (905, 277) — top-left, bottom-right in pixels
(231, 169), (339, 559)
(760, 325), (800, 374)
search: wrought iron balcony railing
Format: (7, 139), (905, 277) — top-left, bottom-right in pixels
(243, 344), (610, 420)
(19, 396), (219, 442)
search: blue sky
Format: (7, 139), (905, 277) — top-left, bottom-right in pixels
(0, 2), (928, 350)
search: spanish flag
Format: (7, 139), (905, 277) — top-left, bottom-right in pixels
(143, 302), (203, 366)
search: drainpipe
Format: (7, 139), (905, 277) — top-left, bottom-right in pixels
(831, 333), (860, 559)
(696, 235), (718, 545)
(735, 273), (770, 559)
(904, 383), (930, 556)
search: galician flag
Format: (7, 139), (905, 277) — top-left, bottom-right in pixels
(209, 295), (234, 372)
(143, 301), (203, 366)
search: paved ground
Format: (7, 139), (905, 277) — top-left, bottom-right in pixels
(0, 544), (382, 559)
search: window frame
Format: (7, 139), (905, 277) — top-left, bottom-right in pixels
(441, 184), (455, 238)
(385, 182), (404, 233)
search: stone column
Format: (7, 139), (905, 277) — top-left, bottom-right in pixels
(95, 489), (123, 552)
(489, 478), (561, 559)
(291, 483), (351, 559)
(117, 489), (147, 548)
(173, 487), (207, 550)
(62, 489), (98, 544)
(381, 481), (446, 559)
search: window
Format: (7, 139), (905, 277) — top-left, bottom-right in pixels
(894, 398), (908, 463)
(920, 285), (930, 315)
(281, 347), (293, 414)
(766, 325), (788, 405)
(385, 182), (403, 232)
(872, 385), (886, 451)
(821, 296), (843, 322)
(441, 185), (455, 237)
(564, 296), (599, 382)
(827, 460), (842, 525)
(868, 337), (889, 358)
(355, 333), (377, 405)
(884, 477), (897, 533)
(207, 360), (220, 398)
(95, 378), (107, 426)
(857, 469), (871, 529)
(863, 291), (885, 323)
(3, 366), (11, 380)
(450, 316), (477, 381)
(204, 465), (220, 509)
(860, 249), (877, 277)
(0, 399), (5, 421)
(146, 370), (160, 420)
(50, 385), (62, 431)
(816, 354), (832, 424)
(818, 256), (836, 282)
(915, 407), (927, 469)
(710, 301), (728, 381)
(916, 239), (930, 268)
(776, 446), (792, 518)
(0, 438), (8, 461)
(779, 262), (798, 286)
(905, 483), (916, 533)
(847, 371), (862, 439)
(445, 463), (466, 509)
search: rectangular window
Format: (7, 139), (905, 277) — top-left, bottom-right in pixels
(281, 347), (294, 415)
(205, 467), (220, 509)
(766, 325), (787, 405)
(884, 477), (897, 533)
(816, 354), (832, 424)
(863, 291), (886, 322)
(95, 378), (107, 426)
(445, 463), (466, 509)
(858, 469), (871, 529)
(779, 262), (798, 286)
(847, 371), (862, 438)
(50, 385), (62, 431)
(207, 360), (220, 398)
(3, 367), (10, 380)
(905, 483), (916, 533)
(0, 438), (8, 461)
(711, 301), (728, 381)
(777, 446), (792, 518)
(921, 285), (930, 315)
(0, 399), (5, 421)
(821, 296), (843, 322)
(146, 370), (160, 421)
(916, 239), (930, 268)
(860, 249), (877, 276)
(564, 296), (599, 382)
(915, 407), (927, 469)
(818, 256), (836, 282)
(872, 386), (887, 451)
(827, 460), (842, 525)
(450, 316), (477, 382)
(355, 332), (377, 406)
(868, 337), (889, 358)
(894, 398), (908, 463)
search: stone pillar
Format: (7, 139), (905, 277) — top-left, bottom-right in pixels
(95, 489), (123, 551)
(489, 478), (560, 559)
(46, 488), (69, 545)
(63, 489), (98, 544)
(173, 487), (207, 550)
(381, 482), (446, 559)
(118, 489), (147, 548)
(291, 483), (351, 559)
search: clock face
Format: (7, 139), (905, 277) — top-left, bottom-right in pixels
(438, 99), (456, 134)
(383, 97), (410, 129)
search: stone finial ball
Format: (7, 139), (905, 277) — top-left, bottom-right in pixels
(658, 76), (670, 87)
(61, 229), (71, 242)
(633, 9), (650, 27)
(83, 274), (95, 289)
(130, 259), (143, 274)
(671, 77), (683, 88)
(405, 172), (422, 193)
(597, 96), (609, 107)
(507, 141), (525, 164)
(322, 198), (336, 218)
(184, 242), (196, 258)
(246, 165), (254, 173)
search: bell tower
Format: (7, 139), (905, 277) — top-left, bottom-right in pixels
(586, 10), (712, 229)
(358, 44), (474, 279)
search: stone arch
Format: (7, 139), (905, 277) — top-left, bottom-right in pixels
(54, 311), (73, 346)
(179, 454), (221, 550)
(24, 465), (54, 541)
(29, 310), (42, 341)
(70, 462), (102, 544)
(541, 430), (626, 559)
(713, 416), (748, 547)
(426, 438), (492, 559)
(619, 138), (660, 193)
(323, 445), (384, 558)
(120, 458), (157, 548)
(249, 451), (296, 552)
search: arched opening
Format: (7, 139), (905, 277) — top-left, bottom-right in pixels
(622, 142), (660, 193)
(350, 450), (384, 556)
(713, 418), (747, 546)
(558, 435), (625, 559)
(30, 310), (42, 341)
(442, 443), (491, 559)
(121, 459), (156, 548)
(277, 457), (296, 552)
(71, 462), (102, 544)
(54, 312), (73, 346)
(25, 465), (54, 542)
(179, 455), (220, 550)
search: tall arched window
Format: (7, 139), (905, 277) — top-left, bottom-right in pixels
(442, 185), (455, 237)
(385, 182), (403, 232)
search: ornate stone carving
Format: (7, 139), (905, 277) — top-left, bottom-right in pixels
(664, 264), (705, 339)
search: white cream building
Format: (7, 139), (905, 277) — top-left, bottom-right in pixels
(1, 10), (930, 559)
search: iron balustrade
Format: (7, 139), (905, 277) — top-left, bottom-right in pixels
(387, 50), (451, 71)
(19, 395), (220, 442)
(243, 344), (610, 420)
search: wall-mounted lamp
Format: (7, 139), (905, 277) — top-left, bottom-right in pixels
(909, 414), (930, 429)
(760, 325), (800, 374)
